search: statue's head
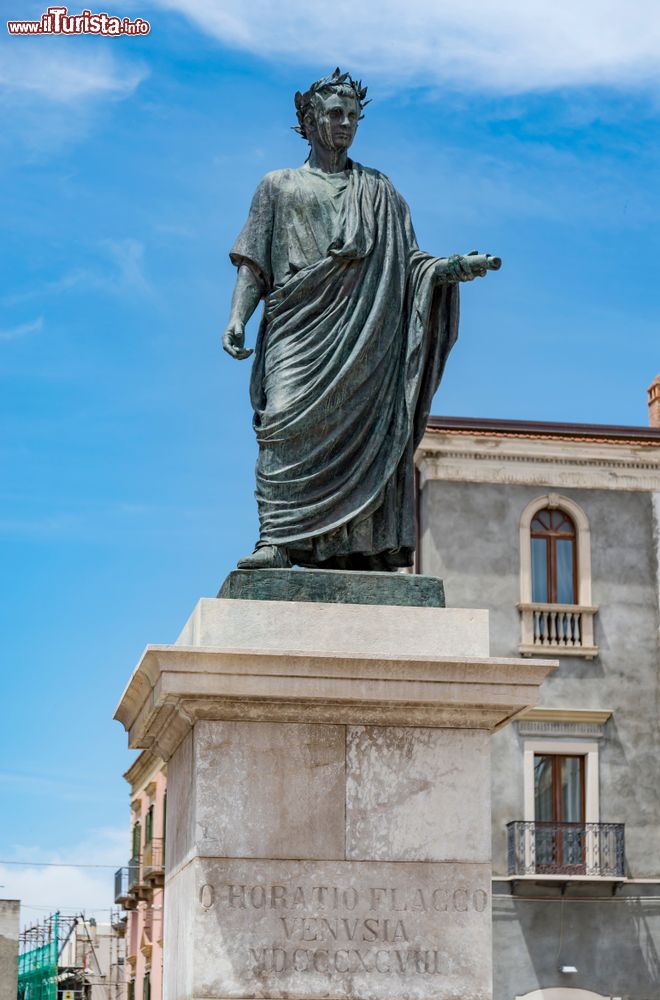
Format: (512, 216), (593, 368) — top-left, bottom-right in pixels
(294, 68), (370, 153)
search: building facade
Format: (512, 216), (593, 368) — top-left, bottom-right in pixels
(115, 750), (167, 1000)
(59, 918), (127, 999)
(416, 378), (660, 1000)
(0, 899), (19, 1000)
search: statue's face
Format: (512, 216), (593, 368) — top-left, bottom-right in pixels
(308, 91), (359, 151)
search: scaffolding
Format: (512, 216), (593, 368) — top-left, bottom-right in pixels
(18, 912), (79, 1000)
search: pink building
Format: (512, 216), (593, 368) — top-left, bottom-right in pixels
(115, 750), (167, 1000)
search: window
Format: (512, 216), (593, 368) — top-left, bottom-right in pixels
(145, 805), (154, 845)
(534, 753), (585, 872)
(128, 981), (135, 1000)
(510, 737), (624, 879)
(143, 972), (151, 1000)
(131, 821), (141, 862)
(524, 740), (598, 824)
(531, 508), (577, 604)
(518, 494), (598, 657)
(535, 754), (585, 823)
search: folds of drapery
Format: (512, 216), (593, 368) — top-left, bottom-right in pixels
(244, 163), (459, 567)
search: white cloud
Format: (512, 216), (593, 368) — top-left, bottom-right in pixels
(101, 238), (151, 294)
(0, 317), (43, 341)
(0, 42), (147, 155)
(4, 238), (152, 305)
(0, 44), (146, 104)
(0, 827), (127, 924)
(149, 0), (660, 93)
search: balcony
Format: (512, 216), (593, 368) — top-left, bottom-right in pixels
(114, 860), (141, 909)
(114, 866), (130, 906)
(507, 821), (625, 879)
(127, 857), (141, 893)
(143, 838), (164, 887)
(123, 855), (156, 902)
(518, 602), (598, 658)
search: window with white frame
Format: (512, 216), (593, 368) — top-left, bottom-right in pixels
(523, 740), (599, 826)
(509, 714), (624, 879)
(531, 508), (577, 604)
(518, 493), (598, 658)
(509, 740), (603, 877)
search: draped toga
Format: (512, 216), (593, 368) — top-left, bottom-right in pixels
(230, 160), (459, 570)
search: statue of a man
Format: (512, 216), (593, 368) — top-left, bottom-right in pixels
(223, 69), (498, 571)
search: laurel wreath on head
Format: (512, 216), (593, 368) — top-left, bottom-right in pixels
(293, 67), (371, 140)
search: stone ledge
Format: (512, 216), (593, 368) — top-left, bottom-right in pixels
(519, 642), (599, 659)
(515, 707), (612, 739)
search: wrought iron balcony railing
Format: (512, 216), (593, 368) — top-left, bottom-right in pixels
(114, 866), (129, 904)
(507, 821), (624, 878)
(115, 859), (142, 906)
(127, 857), (140, 891)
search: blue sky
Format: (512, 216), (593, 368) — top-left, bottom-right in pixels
(1, 0), (659, 917)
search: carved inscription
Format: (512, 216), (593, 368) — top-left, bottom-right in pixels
(210, 880), (488, 979)
(200, 883), (215, 909)
(193, 860), (492, 999)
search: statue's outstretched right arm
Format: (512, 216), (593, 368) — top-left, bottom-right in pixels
(433, 251), (501, 283)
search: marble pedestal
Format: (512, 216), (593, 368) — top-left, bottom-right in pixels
(115, 592), (555, 1000)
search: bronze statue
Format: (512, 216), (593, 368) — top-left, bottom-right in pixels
(223, 69), (499, 571)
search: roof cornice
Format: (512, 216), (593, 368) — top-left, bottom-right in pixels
(427, 415), (660, 445)
(123, 748), (165, 790)
(418, 417), (660, 492)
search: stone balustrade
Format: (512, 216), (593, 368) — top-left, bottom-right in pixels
(518, 602), (598, 658)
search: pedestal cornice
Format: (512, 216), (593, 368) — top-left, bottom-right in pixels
(115, 641), (556, 760)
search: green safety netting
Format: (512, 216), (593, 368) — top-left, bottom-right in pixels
(18, 912), (59, 1000)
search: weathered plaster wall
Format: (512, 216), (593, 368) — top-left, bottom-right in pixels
(0, 900), (19, 1000)
(492, 892), (660, 1000)
(421, 479), (660, 1000)
(421, 480), (660, 876)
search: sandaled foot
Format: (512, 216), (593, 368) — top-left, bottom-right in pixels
(236, 545), (290, 569)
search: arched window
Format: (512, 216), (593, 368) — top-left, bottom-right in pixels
(531, 508), (577, 604)
(519, 494), (598, 657)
